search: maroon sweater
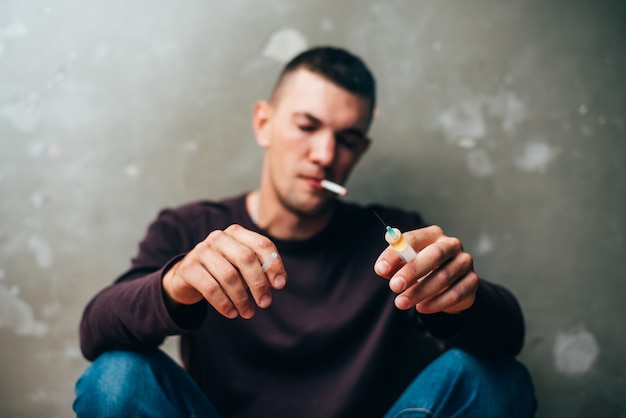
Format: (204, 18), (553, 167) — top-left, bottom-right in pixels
(79, 194), (525, 418)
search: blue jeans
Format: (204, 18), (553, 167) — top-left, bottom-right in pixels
(73, 349), (536, 418)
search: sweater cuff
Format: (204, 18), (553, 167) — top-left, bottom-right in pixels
(420, 305), (475, 341)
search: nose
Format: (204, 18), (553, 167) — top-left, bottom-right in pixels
(309, 130), (336, 167)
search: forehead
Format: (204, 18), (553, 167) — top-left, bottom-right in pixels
(272, 69), (373, 129)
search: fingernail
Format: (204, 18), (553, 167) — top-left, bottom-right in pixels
(227, 310), (238, 319)
(260, 294), (272, 308)
(374, 260), (389, 275)
(390, 276), (406, 292)
(273, 274), (286, 289)
(395, 295), (411, 310)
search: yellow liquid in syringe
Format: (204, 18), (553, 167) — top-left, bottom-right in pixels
(384, 226), (417, 263)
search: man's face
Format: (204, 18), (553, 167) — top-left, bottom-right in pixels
(254, 68), (372, 218)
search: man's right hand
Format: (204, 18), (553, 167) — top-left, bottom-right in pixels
(162, 224), (286, 319)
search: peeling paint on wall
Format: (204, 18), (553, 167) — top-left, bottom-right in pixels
(124, 164), (141, 178)
(466, 148), (494, 177)
(28, 235), (53, 269)
(487, 91), (526, 133)
(182, 141), (199, 153)
(438, 90), (526, 147)
(475, 230), (495, 255)
(262, 27), (308, 63)
(0, 94), (41, 133)
(3, 22), (28, 38)
(514, 142), (559, 174)
(0, 284), (48, 337)
(31, 191), (46, 208)
(65, 342), (82, 359)
(438, 101), (486, 146)
(554, 327), (599, 377)
(91, 43), (110, 64)
(27, 141), (47, 158)
(320, 17), (334, 32)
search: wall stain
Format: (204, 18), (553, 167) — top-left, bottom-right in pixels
(554, 327), (599, 377)
(0, 283), (48, 337)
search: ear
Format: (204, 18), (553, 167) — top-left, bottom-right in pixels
(252, 101), (272, 148)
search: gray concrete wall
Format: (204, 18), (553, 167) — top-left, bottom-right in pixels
(1, 1), (624, 417)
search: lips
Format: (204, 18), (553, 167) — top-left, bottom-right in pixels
(303, 176), (324, 190)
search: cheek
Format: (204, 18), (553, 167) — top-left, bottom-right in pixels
(270, 126), (308, 158)
(334, 152), (361, 175)
(274, 122), (305, 143)
(267, 140), (298, 175)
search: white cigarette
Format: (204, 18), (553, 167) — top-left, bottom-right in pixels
(320, 179), (347, 196)
(261, 252), (277, 273)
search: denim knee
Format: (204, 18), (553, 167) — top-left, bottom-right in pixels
(446, 349), (535, 394)
(384, 348), (537, 418)
(439, 348), (537, 417)
(73, 350), (163, 417)
(74, 350), (220, 418)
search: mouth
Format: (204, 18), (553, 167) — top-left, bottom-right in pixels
(304, 176), (325, 190)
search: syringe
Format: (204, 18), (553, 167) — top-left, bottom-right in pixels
(373, 211), (418, 263)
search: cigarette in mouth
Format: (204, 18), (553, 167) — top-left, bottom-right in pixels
(320, 179), (347, 196)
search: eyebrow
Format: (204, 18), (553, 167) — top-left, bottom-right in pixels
(292, 112), (367, 139)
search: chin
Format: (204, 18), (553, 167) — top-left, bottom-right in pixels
(283, 194), (335, 218)
(300, 197), (336, 218)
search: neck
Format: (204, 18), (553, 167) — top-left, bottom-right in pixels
(246, 190), (333, 240)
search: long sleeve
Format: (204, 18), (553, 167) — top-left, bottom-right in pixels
(79, 208), (208, 361)
(420, 279), (525, 357)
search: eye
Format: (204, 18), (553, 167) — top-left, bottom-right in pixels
(298, 125), (316, 133)
(336, 134), (365, 150)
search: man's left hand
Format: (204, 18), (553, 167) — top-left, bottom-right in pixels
(374, 225), (479, 314)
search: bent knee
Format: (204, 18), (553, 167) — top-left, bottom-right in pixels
(441, 348), (532, 381)
(74, 351), (156, 416)
(441, 349), (536, 414)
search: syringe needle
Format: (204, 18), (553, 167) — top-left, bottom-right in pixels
(372, 210), (387, 227)
(373, 210), (417, 263)
(372, 211), (399, 239)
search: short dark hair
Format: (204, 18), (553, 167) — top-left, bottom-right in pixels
(270, 46), (376, 117)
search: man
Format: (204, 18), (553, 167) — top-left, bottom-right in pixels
(74, 46), (536, 417)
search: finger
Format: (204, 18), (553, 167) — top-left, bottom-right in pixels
(374, 248), (404, 279)
(374, 226), (450, 279)
(411, 251), (473, 296)
(223, 224), (287, 290)
(416, 271), (478, 314)
(195, 273), (240, 319)
(163, 260), (205, 306)
(392, 251), (473, 310)
(200, 245), (258, 318)
(403, 225), (449, 251)
(387, 236), (464, 293)
(209, 226), (284, 313)
(173, 253), (239, 318)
